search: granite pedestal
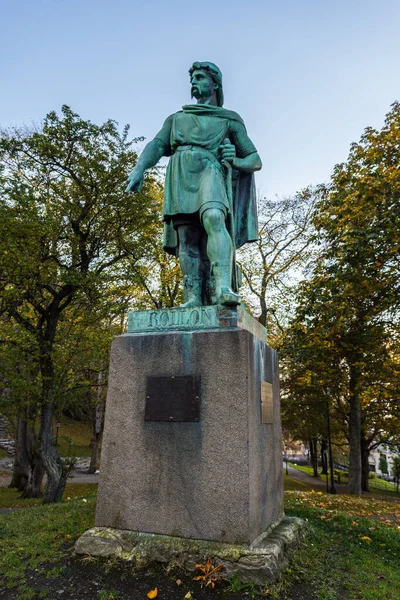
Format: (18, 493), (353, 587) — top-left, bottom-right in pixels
(95, 305), (284, 546)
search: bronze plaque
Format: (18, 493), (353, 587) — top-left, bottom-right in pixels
(261, 381), (274, 424)
(145, 375), (200, 422)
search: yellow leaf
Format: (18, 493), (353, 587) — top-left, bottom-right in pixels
(317, 492), (323, 495)
(184, 593), (192, 599)
(147, 588), (158, 599)
(360, 536), (371, 544)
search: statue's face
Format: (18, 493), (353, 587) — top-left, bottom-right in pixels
(190, 69), (216, 101)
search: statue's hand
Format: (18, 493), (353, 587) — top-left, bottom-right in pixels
(125, 168), (144, 193)
(219, 141), (236, 165)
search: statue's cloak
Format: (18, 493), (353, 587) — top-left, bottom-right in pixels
(163, 104), (258, 255)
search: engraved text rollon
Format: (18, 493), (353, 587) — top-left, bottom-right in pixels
(127, 306), (217, 333)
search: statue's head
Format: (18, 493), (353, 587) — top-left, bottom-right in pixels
(189, 61), (224, 106)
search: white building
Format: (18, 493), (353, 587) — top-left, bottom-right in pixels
(369, 445), (398, 478)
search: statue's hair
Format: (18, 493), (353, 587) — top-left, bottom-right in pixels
(189, 61), (224, 106)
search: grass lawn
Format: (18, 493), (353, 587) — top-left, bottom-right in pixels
(55, 415), (94, 457)
(0, 482), (98, 508)
(289, 463), (399, 494)
(0, 484), (96, 599)
(288, 463), (321, 477)
(283, 475), (310, 491)
(369, 478), (397, 493)
(0, 416), (94, 458)
(0, 483), (399, 599)
(282, 491), (400, 600)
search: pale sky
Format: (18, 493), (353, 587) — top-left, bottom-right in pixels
(2, 0), (399, 197)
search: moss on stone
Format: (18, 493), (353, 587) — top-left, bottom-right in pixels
(75, 517), (304, 584)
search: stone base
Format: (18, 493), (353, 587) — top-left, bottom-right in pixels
(75, 517), (304, 584)
(95, 308), (283, 544)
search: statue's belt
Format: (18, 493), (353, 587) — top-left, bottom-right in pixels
(173, 145), (223, 173)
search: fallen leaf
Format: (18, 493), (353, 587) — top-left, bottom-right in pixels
(360, 536), (372, 544)
(184, 593), (192, 599)
(176, 579), (182, 586)
(147, 588), (158, 599)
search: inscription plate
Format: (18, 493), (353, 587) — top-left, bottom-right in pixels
(127, 305), (268, 343)
(129, 306), (218, 333)
(145, 375), (201, 422)
(261, 381), (274, 424)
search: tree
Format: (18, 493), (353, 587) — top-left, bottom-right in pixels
(0, 316), (45, 496)
(288, 103), (400, 494)
(0, 106), (161, 502)
(392, 456), (400, 493)
(125, 235), (183, 312)
(379, 454), (388, 475)
(359, 333), (400, 491)
(238, 190), (315, 342)
(280, 307), (348, 480)
(280, 103), (400, 494)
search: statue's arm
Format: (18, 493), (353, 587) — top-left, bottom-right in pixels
(220, 120), (262, 173)
(125, 115), (173, 193)
(125, 139), (166, 193)
(233, 151), (262, 173)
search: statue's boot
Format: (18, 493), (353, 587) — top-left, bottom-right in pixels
(181, 275), (203, 308)
(213, 262), (240, 306)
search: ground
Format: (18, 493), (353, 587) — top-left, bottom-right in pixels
(0, 558), (315, 600)
(0, 466), (399, 600)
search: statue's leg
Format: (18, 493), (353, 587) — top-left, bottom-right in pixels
(176, 224), (204, 308)
(202, 208), (240, 306)
(199, 230), (212, 304)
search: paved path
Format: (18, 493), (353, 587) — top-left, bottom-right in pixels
(284, 463), (349, 493)
(0, 459), (99, 486)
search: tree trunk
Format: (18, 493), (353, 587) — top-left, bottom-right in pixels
(20, 456), (45, 498)
(259, 296), (267, 328)
(309, 438), (319, 477)
(20, 423), (45, 498)
(320, 439), (328, 475)
(88, 370), (104, 474)
(40, 401), (66, 503)
(39, 346), (65, 503)
(361, 436), (370, 493)
(348, 363), (362, 495)
(9, 417), (30, 491)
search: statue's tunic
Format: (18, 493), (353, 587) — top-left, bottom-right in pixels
(155, 104), (258, 255)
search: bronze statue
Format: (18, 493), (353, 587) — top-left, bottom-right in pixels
(126, 61), (262, 307)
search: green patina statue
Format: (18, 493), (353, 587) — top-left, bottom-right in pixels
(126, 61), (262, 307)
